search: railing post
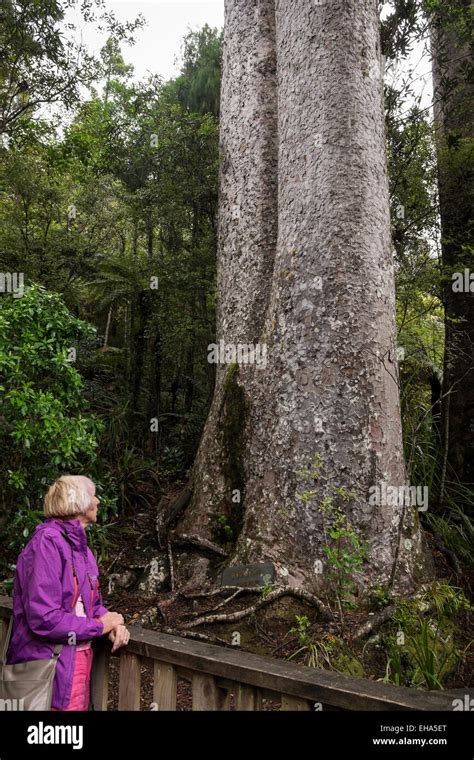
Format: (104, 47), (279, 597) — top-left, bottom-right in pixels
(192, 673), (229, 710)
(0, 617), (9, 658)
(235, 684), (262, 710)
(281, 694), (313, 710)
(153, 660), (177, 710)
(118, 651), (141, 710)
(90, 640), (110, 711)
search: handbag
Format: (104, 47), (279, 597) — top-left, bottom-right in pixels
(0, 617), (63, 711)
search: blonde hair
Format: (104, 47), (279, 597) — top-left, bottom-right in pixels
(44, 475), (95, 518)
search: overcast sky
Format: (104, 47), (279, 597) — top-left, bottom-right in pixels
(66, 1), (225, 82)
(65, 1), (432, 111)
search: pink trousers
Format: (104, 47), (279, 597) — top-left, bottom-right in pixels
(50, 647), (93, 711)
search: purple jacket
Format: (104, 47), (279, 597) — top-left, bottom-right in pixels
(6, 516), (110, 709)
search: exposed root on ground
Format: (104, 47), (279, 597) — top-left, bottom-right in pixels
(170, 531), (227, 556)
(160, 626), (234, 647)
(156, 486), (193, 548)
(353, 605), (396, 640)
(180, 586), (333, 628)
(181, 585), (264, 599)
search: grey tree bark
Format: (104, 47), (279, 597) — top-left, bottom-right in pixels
(174, 0), (431, 595)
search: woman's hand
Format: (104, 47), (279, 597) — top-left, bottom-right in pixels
(108, 624), (130, 653)
(98, 611), (124, 634)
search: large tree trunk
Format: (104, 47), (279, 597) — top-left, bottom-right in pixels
(431, 1), (474, 500)
(175, 0), (430, 594)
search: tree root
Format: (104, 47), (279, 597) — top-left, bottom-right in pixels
(104, 548), (125, 576)
(353, 605), (396, 640)
(181, 585), (263, 599)
(181, 587), (333, 628)
(167, 541), (175, 593)
(156, 486), (193, 548)
(353, 580), (453, 641)
(160, 626), (236, 647)
(186, 589), (245, 617)
(429, 530), (462, 576)
(170, 531), (227, 557)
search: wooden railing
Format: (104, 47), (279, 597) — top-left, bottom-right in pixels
(0, 596), (459, 711)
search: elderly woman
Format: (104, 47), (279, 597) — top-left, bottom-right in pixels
(6, 475), (129, 710)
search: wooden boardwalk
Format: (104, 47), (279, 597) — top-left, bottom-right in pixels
(0, 596), (460, 711)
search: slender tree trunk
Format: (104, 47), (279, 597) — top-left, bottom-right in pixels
(184, 345), (195, 414)
(430, 372), (442, 441)
(176, 0), (430, 594)
(132, 218), (139, 258)
(103, 306), (113, 349)
(130, 292), (151, 413)
(147, 324), (162, 457)
(147, 208), (154, 261)
(431, 1), (474, 499)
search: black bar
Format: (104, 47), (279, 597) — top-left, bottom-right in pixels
(0, 710), (471, 758)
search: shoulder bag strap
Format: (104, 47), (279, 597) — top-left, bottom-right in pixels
(1, 616), (62, 681)
(1, 616), (13, 667)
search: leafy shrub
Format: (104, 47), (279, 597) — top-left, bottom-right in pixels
(383, 582), (471, 689)
(0, 284), (104, 564)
